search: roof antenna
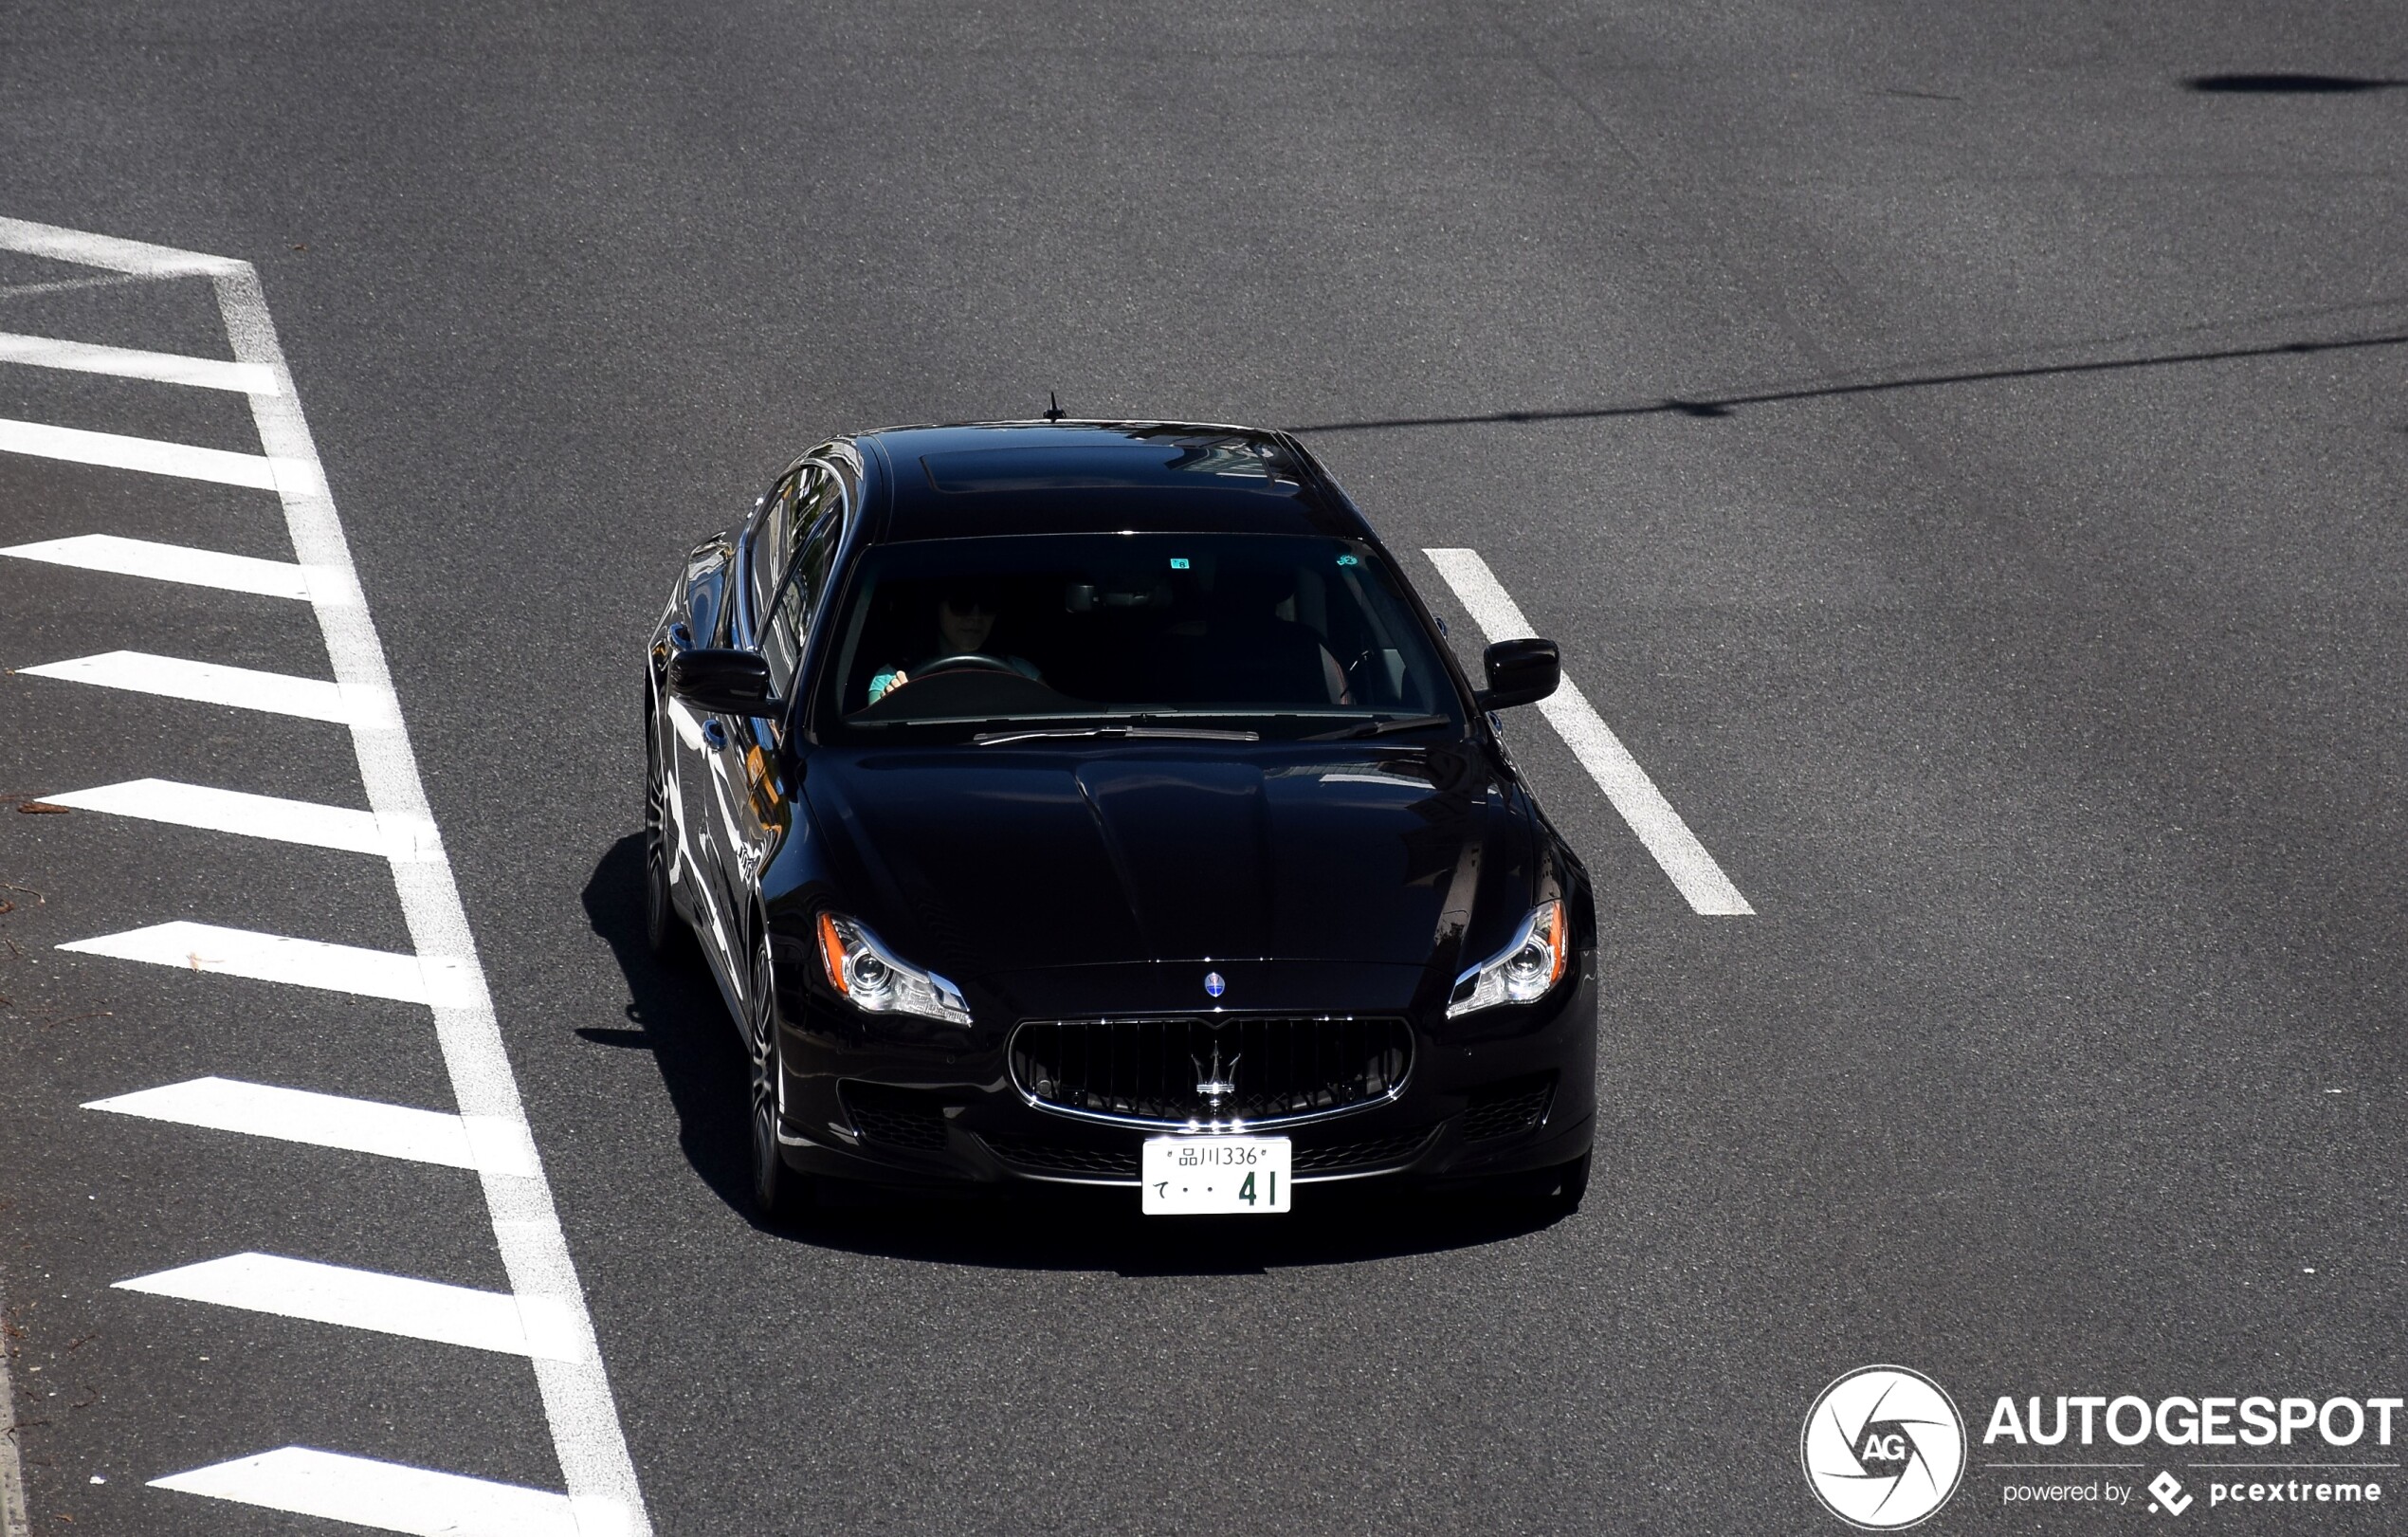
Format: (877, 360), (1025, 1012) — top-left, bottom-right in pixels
(1043, 390), (1066, 423)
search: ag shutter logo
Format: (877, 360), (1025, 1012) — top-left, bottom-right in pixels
(1802, 1365), (1969, 1529)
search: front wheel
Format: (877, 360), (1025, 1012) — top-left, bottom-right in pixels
(748, 931), (808, 1219)
(642, 728), (685, 961)
(1549, 1150), (1591, 1217)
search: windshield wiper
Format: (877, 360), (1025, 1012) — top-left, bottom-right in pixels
(973, 724), (1262, 746)
(1305, 713), (1453, 741)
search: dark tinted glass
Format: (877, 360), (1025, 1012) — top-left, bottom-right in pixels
(816, 534), (1461, 740)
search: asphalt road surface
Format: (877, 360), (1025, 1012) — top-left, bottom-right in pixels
(2, 3), (2404, 1533)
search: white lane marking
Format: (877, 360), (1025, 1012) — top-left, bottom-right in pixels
(153, 1448), (586, 1537)
(153, 1448), (587, 1537)
(14, 650), (400, 726)
(57, 921), (481, 1008)
(0, 333), (276, 393)
(0, 216), (241, 277)
(0, 416), (281, 488)
(208, 238), (656, 1528)
(1423, 547), (1755, 916)
(116, 1253), (584, 1361)
(82, 1077), (539, 1177)
(36, 778), (443, 861)
(0, 533), (309, 597)
(4, 216), (654, 1536)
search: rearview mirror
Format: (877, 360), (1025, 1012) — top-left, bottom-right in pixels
(666, 648), (780, 717)
(1475, 637), (1560, 712)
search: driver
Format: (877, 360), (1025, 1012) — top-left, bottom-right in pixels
(867, 583), (1043, 704)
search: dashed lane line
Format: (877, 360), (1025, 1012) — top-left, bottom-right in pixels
(37, 778), (441, 860)
(0, 416), (283, 489)
(116, 1253), (585, 1361)
(0, 332), (277, 394)
(58, 921), (481, 1008)
(1, 533), (311, 598)
(83, 1077), (539, 1177)
(17, 650), (389, 725)
(153, 1448), (581, 1537)
(1422, 547), (1755, 916)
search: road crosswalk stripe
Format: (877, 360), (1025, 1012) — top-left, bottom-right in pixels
(117, 1253), (587, 1360)
(16, 650), (393, 724)
(0, 331), (277, 393)
(36, 778), (442, 859)
(0, 414), (281, 487)
(1422, 547), (1755, 916)
(58, 920), (480, 1007)
(82, 1077), (541, 1177)
(0, 532), (310, 597)
(152, 1447), (586, 1537)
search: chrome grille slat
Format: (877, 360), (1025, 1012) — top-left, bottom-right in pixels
(1010, 1016), (1412, 1128)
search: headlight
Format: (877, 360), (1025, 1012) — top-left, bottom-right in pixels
(1447, 900), (1569, 1017)
(813, 912), (972, 1026)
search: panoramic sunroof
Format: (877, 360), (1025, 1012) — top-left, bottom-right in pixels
(921, 443), (1290, 493)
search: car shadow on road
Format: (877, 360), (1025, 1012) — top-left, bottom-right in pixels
(580, 833), (1571, 1274)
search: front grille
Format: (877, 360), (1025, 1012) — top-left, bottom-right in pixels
(979, 1135), (1141, 1178)
(841, 1083), (949, 1150)
(1011, 1016), (1412, 1127)
(980, 1125), (1434, 1180)
(1460, 1073), (1555, 1142)
(1292, 1125), (1435, 1171)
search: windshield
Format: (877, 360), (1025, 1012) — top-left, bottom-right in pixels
(814, 534), (1465, 742)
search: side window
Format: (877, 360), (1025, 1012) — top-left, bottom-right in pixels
(758, 467), (846, 698)
(745, 474), (798, 631)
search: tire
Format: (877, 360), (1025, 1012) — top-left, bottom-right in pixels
(747, 929), (808, 1219)
(642, 725), (686, 962)
(1550, 1150), (1591, 1217)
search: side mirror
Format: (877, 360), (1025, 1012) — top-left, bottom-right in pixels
(1475, 637), (1560, 712)
(666, 648), (780, 717)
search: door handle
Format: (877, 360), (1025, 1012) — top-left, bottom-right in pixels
(702, 720), (728, 749)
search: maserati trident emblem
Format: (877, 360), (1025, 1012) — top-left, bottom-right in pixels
(1203, 970), (1226, 998)
(1191, 1040), (1241, 1113)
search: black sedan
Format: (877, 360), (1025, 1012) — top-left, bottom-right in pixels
(644, 420), (1596, 1219)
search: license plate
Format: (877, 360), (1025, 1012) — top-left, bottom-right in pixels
(1141, 1136), (1292, 1215)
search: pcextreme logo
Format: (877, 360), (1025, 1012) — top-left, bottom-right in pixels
(1801, 1365), (1969, 1529)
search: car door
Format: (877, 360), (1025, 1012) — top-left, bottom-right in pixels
(701, 462), (846, 962)
(667, 471), (794, 983)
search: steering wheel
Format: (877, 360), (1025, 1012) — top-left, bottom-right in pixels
(913, 652), (1020, 678)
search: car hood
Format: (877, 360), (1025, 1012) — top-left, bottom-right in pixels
(799, 741), (1531, 984)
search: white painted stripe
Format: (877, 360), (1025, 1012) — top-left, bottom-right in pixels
(0, 416), (279, 488)
(0, 533), (308, 597)
(15, 650), (397, 725)
(0, 217), (651, 1534)
(153, 1449), (587, 1537)
(0, 332), (276, 393)
(82, 1076), (545, 1175)
(0, 216), (242, 277)
(153, 1448), (584, 1537)
(205, 240), (654, 1528)
(116, 1253), (583, 1360)
(57, 921), (480, 1008)
(37, 778), (443, 861)
(1423, 548), (1755, 916)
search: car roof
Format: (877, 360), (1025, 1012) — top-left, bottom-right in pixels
(853, 420), (1372, 543)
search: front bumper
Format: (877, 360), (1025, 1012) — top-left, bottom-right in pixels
(767, 964), (1597, 1194)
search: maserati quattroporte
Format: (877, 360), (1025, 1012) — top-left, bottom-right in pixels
(644, 420), (1596, 1218)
